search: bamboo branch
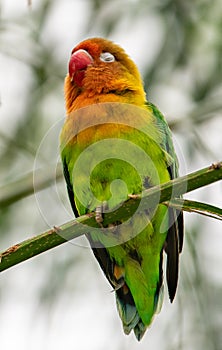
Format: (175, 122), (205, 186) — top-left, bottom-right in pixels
(164, 199), (222, 220)
(0, 162), (221, 273)
(0, 164), (63, 208)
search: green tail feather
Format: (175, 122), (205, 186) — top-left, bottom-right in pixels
(115, 279), (164, 341)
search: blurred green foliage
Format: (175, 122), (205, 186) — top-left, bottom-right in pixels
(0, 0), (221, 349)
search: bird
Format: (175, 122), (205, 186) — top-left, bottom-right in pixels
(60, 37), (183, 340)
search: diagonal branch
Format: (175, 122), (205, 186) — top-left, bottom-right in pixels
(0, 162), (221, 273)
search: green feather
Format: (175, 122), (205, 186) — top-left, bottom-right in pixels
(60, 102), (183, 340)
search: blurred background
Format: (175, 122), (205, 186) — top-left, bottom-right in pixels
(0, 0), (222, 349)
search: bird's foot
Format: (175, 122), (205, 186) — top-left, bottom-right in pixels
(209, 162), (222, 170)
(128, 193), (140, 199)
(111, 280), (125, 292)
(53, 225), (61, 233)
(95, 202), (108, 227)
(110, 265), (125, 291)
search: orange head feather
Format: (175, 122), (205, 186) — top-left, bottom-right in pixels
(64, 38), (146, 114)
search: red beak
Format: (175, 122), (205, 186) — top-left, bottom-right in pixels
(69, 49), (93, 86)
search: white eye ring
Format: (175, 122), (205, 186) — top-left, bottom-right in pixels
(100, 52), (115, 63)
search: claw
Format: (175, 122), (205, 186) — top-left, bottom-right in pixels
(95, 205), (106, 226)
(95, 202), (108, 226)
(95, 206), (103, 224)
(128, 194), (140, 199)
(111, 280), (125, 292)
(53, 225), (61, 233)
(110, 264), (125, 291)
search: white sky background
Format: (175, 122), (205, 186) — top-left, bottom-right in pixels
(0, 1), (222, 349)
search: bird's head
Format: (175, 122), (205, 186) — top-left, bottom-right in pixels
(65, 38), (146, 113)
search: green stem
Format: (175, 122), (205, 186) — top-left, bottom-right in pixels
(164, 199), (222, 220)
(0, 162), (221, 273)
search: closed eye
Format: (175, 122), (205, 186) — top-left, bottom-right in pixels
(100, 52), (115, 63)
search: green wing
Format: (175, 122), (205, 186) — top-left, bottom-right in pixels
(147, 102), (184, 301)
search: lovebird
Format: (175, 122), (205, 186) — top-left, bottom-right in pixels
(60, 37), (183, 340)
